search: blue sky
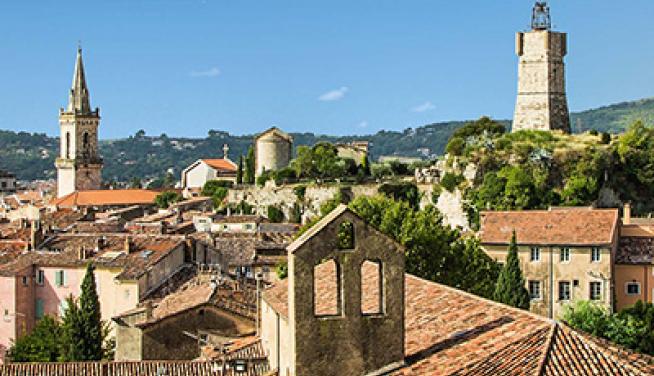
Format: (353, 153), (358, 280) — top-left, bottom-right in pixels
(1, 1), (653, 139)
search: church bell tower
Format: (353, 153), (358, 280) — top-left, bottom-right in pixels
(513, 2), (571, 133)
(55, 47), (103, 198)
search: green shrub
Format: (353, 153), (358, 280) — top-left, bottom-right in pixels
(379, 182), (421, 208)
(371, 164), (392, 179)
(293, 185), (307, 201)
(273, 167), (297, 185)
(446, 137), (465, 156)
(275, 262), (288, 279)
(154, 191), (181, 209)
(600, 132), (611, 144)
(257, 170), (273, 187)
(201, 180), (233, 196)
(440, 172), (464, 192)
(589, 129), (599, 136)
(267, 205), (284, 223)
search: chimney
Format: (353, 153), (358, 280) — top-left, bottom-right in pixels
(29, 220), (43, 251)
(624, 203), (632, 225)
(96, 236), (105, 252)
(124, 236), (134, 253)
(144, 301), (154, 320)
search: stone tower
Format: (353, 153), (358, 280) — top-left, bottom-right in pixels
(513, 2), (570, 133)
(254, 127), (293, 177)
(55, 47), (103, 198)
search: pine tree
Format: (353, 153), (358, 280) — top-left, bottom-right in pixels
(493, 231), (531, 309)
(79, 263), (103, 360)
(236, 155), (244, 185)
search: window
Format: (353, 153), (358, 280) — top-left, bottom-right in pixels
(626, 282), (641, 296)
(35, 299), (44, 319)
(590, 282), (602, 300)
(528, 280), (541, 300)
(530, 247), (541, 262)
(337, 221), (355, 249)
(361, 260), (383, 315)
(560, 248), (570, 263)
(558, 281), (571, 301)
(36, 270), (44, 286)
(55, 270), (66, 287)
(21, 276), (28, 286)
(65, 132), (71, 159)
(314, 259), (340, 317)
(591, 247), (601, 263)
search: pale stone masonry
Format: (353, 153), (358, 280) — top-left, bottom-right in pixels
(55, 47), (103, 198)
(513, 2), (571, 133)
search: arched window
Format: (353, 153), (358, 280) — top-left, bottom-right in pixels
(314, 259), (341, 317)
(65, 132), (71, 159)
(337, 221), (355, 249)
(361, 260), (383, 315)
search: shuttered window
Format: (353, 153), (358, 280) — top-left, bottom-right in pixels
(35, 299), (44, 319)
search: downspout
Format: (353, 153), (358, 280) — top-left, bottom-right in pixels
(549, 246), (553, 319)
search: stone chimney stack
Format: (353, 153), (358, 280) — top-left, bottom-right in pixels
(124, 236), (134, 253)
(29, 220), (43, 251)
(624, 203), (632, 225)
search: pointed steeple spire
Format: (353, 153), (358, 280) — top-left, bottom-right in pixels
(67, 45), (92, 113)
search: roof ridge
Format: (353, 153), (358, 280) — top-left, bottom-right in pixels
(536, 321), (558, 376)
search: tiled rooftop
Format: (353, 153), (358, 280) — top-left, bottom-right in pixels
(51, 189), (160, 208)
(0, 234), (185, 280)
(263, 263), (654, 375)
(616, 236), (654, 264)
(479, 208), (619, 246)
(202, 159), (237, 172)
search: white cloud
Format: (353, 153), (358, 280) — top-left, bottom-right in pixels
(190, 67), (221, 78)
(357, 121), (368, 128)
(318, 86), (349, 102)
(411, 101), (436, 113)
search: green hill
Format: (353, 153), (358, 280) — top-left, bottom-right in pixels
(1, 97), (653, 182)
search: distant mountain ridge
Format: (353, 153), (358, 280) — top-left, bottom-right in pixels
(1, 97), (653, 182)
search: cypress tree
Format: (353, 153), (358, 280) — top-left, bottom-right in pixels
(60, 296), (84, 361)
(79, 263), (103, 360)
(361, 152), (371, 176)
(236, 155), (244, 184)
(245, 146), (256, 184)
(493, 231), (530, 309)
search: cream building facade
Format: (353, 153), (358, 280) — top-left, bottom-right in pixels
(480, 208), (619, 319)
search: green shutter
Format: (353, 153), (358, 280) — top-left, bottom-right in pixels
(55, 271), (62, 286)
(35, 299), (44, 319)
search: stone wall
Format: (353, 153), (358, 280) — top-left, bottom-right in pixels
(226, 183), (380, 223)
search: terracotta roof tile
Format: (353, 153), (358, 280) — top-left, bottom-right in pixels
(0, 234), (185, 280)
(617, 236), (654, 264)
(263, 264), (654, 375)
(202, 159), (237, 172)
(51, 189), (160, 208)
(479, 208), (619, 246)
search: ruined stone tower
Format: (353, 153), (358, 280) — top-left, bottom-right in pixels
(254, 127), (293, 177)
(55, 47), (103, 198)
(513, 2), (570, 133)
